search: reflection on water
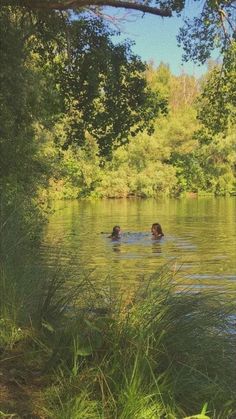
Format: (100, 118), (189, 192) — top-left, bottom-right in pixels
(40, 197), (236, 291)
(112, 242), (121, 253)
(152, 241), (162, 254)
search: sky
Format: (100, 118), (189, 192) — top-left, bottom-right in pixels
(106, 5), (217, 77)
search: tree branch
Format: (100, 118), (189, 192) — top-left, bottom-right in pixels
(88, 0), (172, 16)
(0, 0), (172, 17)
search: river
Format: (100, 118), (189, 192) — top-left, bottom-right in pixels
(41, 197), (236, 292)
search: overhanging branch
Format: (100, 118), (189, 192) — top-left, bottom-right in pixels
(0, 0), (172, 16)
(90, 0), (172, 16)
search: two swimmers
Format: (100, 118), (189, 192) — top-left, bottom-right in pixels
(109, 223), (164, 240)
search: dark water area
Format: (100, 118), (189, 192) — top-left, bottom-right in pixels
(40, 197), (236, 292)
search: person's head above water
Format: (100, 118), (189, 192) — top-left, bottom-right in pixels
(151, 223), (164, 238)
(110, 225), (121, 239)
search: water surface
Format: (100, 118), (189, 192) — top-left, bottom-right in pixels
(41, 197), (236, 291)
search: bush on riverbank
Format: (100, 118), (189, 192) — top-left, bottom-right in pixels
(0, 263), (235, 418)
(48, 122), (236, 200)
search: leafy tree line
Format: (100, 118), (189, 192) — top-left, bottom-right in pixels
(51, 58), (236, 199)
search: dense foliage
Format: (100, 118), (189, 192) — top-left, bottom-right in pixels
(48, 19), (163, 157)
(0, 8), (54, 267)
(53, 60), (236, 198)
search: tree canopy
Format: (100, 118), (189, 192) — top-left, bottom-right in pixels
(1, 0), (236, 64)
(0, 0), (174, 16)
(51, 19), (165, 156)
(0, 7), (166, 159)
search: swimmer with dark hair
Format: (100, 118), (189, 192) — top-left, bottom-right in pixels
(109, 225), (121, 240)
(151, 223), (164, 239)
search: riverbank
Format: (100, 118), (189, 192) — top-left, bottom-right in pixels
(0, 265), (235, 418)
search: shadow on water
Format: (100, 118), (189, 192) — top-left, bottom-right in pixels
(112, 242), (121, 253)
(152, 241), (162, 254)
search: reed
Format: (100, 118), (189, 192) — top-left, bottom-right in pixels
(41, 267), (236, 418)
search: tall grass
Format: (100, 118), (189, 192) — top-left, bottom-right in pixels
(40, 267), (236, 419)
(0, 213), (89, 352)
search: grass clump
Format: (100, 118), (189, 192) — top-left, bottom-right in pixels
(0, 254), (235, 418)
(40, 267), (236, 419)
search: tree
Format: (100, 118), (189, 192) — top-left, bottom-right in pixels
(51, 19), (165, 157)
(178, 2), (236, 64)
(146, 62), (171, 101)
(196, 43), (236, 134)
(0, 0), (173, 16)
(1, 1), (236, 65)
(0, 8), (57, 265)
(0, 7), (166, 159)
